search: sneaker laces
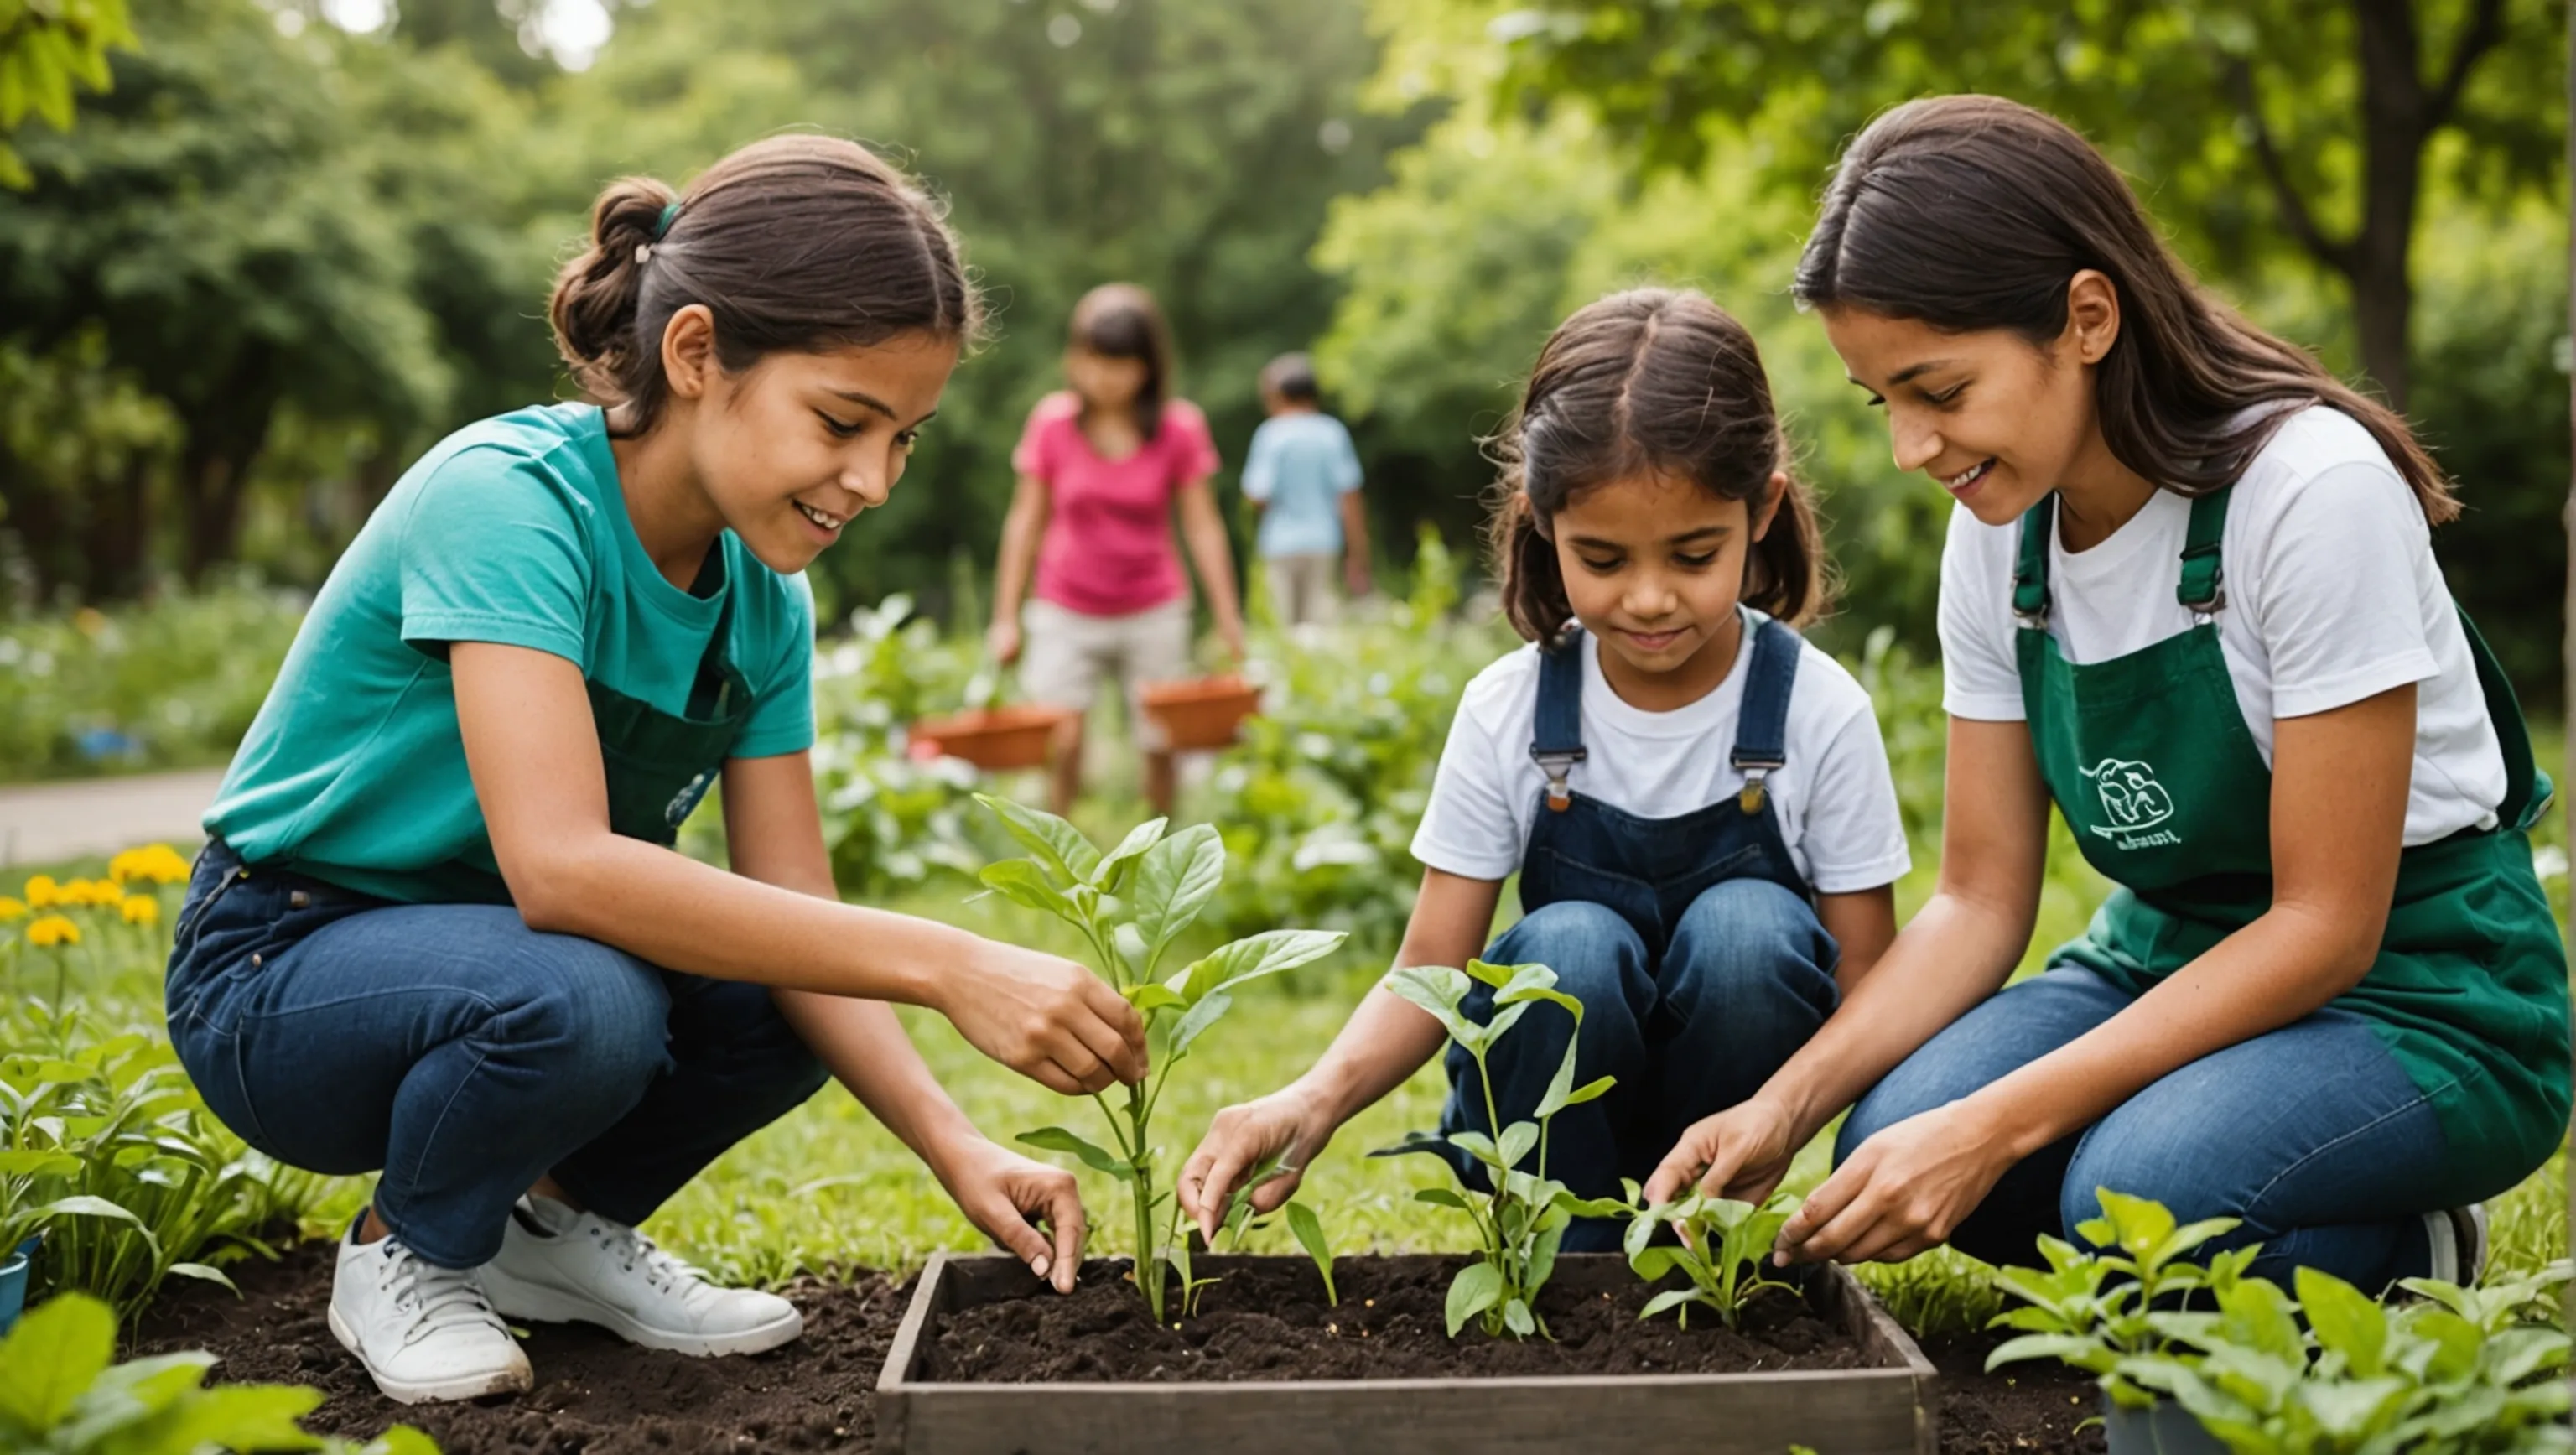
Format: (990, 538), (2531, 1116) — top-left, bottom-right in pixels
(589, 1220), (716, 1300)
(379, 1239), (506, 1348)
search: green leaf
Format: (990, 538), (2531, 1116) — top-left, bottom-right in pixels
(1560, 1076), (1615, 1108)
(1016, 1126), (1134, 1181)
(1496, 1121), (1538, 1171)
(1501, 1297), (1535, 1337)
(1169, 991), (1233, 1057)
(369, 1428), (444, 1455)
(1526, 1219), (1565, 1292)
(1170, 930), (1348, 1005)
(1446, 1130), (1502, 1168)
(148, 1382), (325, 1455)
(1413, 1187), (1472, 1208)
(977, 860), (1075, 920)
(1446, 1260), (1504, 1337)
(164, 1262), (239, 1293)
(1532, 1035), (1581, 1121)
(1091, 817), (1169, 889)
(2294, 1265), (2387, 1377)
(1132, 824), (1225, 962)
(1629, 1245), (1684, 1281)
(1640, 1287), (1701, 1322)
(1384, 965), (1475, 1043)
(1369, 1130), (1453, 1162)
(975, 795), (1101, 884)
(1285, 1203), (1337, 1307)
(1122, 984), (1186, 1013)
(0, 1151), (80, 1177)
(0, 1292), (115, 1430)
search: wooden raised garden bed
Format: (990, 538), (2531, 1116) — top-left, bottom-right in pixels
(875, 1252), (1940, 1454)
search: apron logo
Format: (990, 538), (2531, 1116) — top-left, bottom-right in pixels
(2081, 758), (2181, 848)
(667, 772), (711, 828)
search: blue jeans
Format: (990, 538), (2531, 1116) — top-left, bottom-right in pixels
(1441, 879), (1841, 1251)
(164, 841), (828, 1270)
(1838, 966), (2445, 1288)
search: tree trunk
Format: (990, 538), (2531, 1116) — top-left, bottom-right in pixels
(78, 453), (153, 601)
(173, 385), (277, 586)
(2350, 0), (2427, 411)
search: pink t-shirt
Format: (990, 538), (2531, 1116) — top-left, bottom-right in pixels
(1015, 391), (1221, 617)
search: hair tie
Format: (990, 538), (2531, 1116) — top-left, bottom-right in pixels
(635, 200), (682, 264)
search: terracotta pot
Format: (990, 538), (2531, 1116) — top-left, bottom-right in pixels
(906, 704), (1076, 771)
(1140, 675), (1263, 751)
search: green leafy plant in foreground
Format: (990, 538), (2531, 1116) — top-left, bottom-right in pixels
(1371, 959), (1626, 1339)
(1991, 1189), (2574, 1453)
(0, 1291), (436, 1455)
(1622, 1183), (1800, 1329)
(973, 796), (1346, 1322)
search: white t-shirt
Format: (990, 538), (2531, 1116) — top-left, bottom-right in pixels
(1939, 405), (2507, 846)
(1409, 613), (1913, 894)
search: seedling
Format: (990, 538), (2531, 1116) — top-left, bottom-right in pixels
(973, 796), (1344, 1322)
(1621, 1183), (1800, 1329)
(1201, 1150), (1339, 1311)
(1985, 1187), (2249, 1406)
(1370, 959), (1624, 1339)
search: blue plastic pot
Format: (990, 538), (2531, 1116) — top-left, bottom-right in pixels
(2101, 1395), (2230, 1455)
(0, 1238), (37, 1335)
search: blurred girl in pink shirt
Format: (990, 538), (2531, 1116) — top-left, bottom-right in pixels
(988, 283), (1245, 815)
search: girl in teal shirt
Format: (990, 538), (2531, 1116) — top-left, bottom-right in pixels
(167, 137), (1145, 1406)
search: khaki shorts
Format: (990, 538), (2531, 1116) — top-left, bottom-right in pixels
(1265, 553), (1341, 627)
(1020, 598), (1193, 751)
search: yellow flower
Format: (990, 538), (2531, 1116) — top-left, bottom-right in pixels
(120, 896), (158, 926)
(64, 879), (117, 907)
(0, 897), (23, 922)
(109, 844), (190, 886)
(26, 914), (80, 948)
(74, 607), (106, 637)
(23, 876), (60, 909)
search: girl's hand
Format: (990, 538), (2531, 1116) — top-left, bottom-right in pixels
(1643, 1097), (1805, 1207)
(1774, 1099), (2014, 1265)
(940, 938), (1147, 1094)
(1176, 1084), (1333, 1244)
(1343, 554), (1373, 600)
(936, 1135), (1088, 1294)
(986, 618), (1023, 666)
(1216, 615), (1248, 663)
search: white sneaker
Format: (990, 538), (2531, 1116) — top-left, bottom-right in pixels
(2423, 1203), (2490, 1285)
(476, 1195), (802, 1356)
(327, 1221), (532, 1405)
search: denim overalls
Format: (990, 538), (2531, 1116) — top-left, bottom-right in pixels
(1439, 613), (1843, 1250)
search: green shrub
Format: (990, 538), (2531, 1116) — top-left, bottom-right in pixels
(0, 584), (304, 782)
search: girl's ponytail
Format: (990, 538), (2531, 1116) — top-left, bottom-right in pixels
(550, 177), (680, 408)
(545, 136), (981, 437)
(1488, 288), (1834, 643)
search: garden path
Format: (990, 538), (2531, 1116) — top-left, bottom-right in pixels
(0, 768), (221, 867)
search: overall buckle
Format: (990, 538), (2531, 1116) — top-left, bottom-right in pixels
(1532, 748), (1586, 812)
(1733, 755), (1784, 814)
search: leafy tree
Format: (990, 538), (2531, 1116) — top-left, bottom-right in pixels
(0, 0), (137, 188)
(1480, 0), (2566, 413)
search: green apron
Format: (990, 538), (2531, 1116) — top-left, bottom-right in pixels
(2012, 486), (2572, 1198)
(303, 575), (755, 907)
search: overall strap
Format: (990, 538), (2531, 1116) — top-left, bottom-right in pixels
(1530, 626), (1589, 812)
(685, 577), (739, 721)
(2177, 486), (2232, 618)
(2011, 496), (2054, 629)
(1730, 612), (1801, 813)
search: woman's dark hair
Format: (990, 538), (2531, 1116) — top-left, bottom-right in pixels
(1261, 351), (1321, 404)
(1795, 95), (2457, 524)
(1067, 283), (1176, 439)
(550, 134), (982, 437)
(1489, 288), (1827, 642)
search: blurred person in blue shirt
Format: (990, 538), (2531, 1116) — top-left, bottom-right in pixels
(1242, 352), (1369, 626)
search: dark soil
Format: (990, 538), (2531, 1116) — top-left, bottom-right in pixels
(922, 1254), (1869, 1381)
(134, 1243), (2111, 1452)
(1924, 1332), (2109, 1455)
(132, 1242), (902, 1455)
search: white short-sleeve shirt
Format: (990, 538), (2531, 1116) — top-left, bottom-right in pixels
(1937, 405), (2507, 846)
(1410, 613), (1913, 894)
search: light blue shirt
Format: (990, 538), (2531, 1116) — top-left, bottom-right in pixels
(1242, 411), (1362, 558)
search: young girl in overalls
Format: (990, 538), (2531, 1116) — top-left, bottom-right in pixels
(1176, 289), (1912, 1250)
(1654, 96), (2570, 1291)
(164, 138), (1146, 1406)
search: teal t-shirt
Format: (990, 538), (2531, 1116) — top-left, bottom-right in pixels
(205, 403), (817, 902)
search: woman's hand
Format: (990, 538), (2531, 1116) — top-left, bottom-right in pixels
(937, 938), (1146, 1095)
(1774, 1099), (2016, 1265)
(934, 1135), (1089, 1293)
(986, 618), (1023, 667)
(1176, 1084), (1336, 1243)
(1215, 613), (1248, 663)
(1343, 553), (1373, 600)
(1642, 1097), (1806, 1208)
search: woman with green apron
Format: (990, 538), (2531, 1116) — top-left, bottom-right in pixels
(1641, 96), (2570, 1291)
(164, 138), (1146, 1406)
